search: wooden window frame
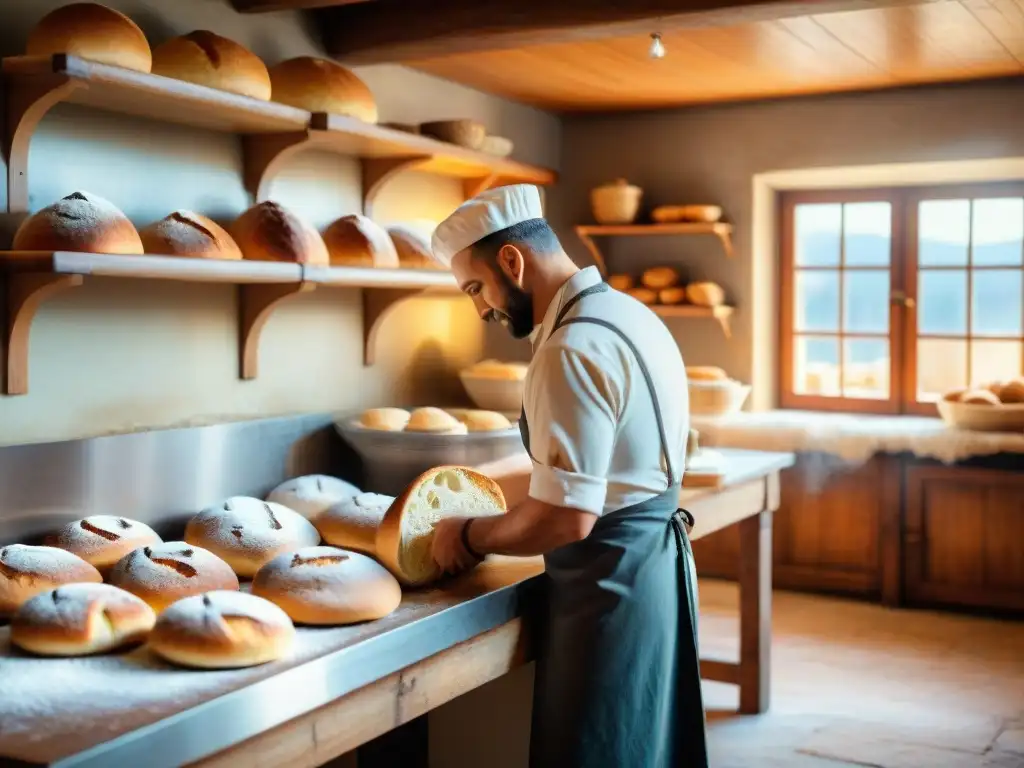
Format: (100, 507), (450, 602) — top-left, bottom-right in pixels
(779, 182), (1024, 416)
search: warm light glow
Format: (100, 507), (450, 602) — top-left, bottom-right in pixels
(649, 33), (665, 59)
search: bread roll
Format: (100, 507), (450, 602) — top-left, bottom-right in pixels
(464, 360), (529, 380)
(404, 407), (468, 435)
(687, 366), (729, 382)
(388, 224), (440, 270)
(13, 191), (143, 254)
(627, 287), (658, 305)
(998, 379), (1024, 404)
(0, 544), (102, 619)
(359, 407), (411, 431)
(323, 214), (400, 268)
(252, 546), (401, 625)
(27, 3), (151, 73)
(376, 466), (507, 586)
(107, 542), (239, 613)
(985, 381), (1005, 396)
(606, 274), (630, 290)
(961, 389), (1000, 405)
(453, 410), (512, 432)
(941, 387), (967, 403)
(148, 590), (294, 669)
(266, 475), (362, 521)
(641, 267), (679, 290)
(11, 583), (156, 657)
(686, 281), (726, 307)
(48, 516), (162, 572)
(658, 287), (687, 305)
(230, 201), (328, 266)
(316, 492), (395, 554)
(184, 497), (321, 578)
(268, 57), (377, 123)
(151, 31), (271, 101)
(139, 210), (242, 260)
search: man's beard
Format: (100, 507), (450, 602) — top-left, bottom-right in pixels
(490, 272), (534, 339)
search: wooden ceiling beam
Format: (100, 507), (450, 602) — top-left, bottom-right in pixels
(232, 0), (372, 13)
(319, 0), (936, 64)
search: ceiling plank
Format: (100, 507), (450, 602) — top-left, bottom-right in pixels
(233, 0), (372, 13)
(319, 0), (942, 63)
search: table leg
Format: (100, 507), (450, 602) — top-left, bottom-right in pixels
(737, 509), (772, 715)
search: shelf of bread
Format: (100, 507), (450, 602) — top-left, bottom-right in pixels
(575, 223), (734, 274)
(607, 268), (734, 339)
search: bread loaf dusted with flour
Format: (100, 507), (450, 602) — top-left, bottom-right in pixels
(316, 492), (394, 555)
(139, 210), (241, 259)
(230, 201), (328, 266)
(107, 541), (239, 612)
(0, 544), (102, 619)
(47, 515), (162, 572)
(376, 466), (506, 586)
(13, 191), (143, 254)
(266, 475), (362, 521)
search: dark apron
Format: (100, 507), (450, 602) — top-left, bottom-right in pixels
(523, 282), (708, 768)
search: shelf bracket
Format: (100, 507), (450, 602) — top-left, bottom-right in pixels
(361, 156), (432, 220)
(4, 74), (84, 213)
(3, 272), (84, 395)
(462, 174), (512, 200)
(238, 281), (315, 380)
(241, 131), (317, 202)
(714, 308), (733, 340)
(362, 287), (426, 366)
(716, 229), (735, 259)
(574, 229), (608, 276)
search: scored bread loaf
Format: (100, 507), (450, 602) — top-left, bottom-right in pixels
(13, 191), (143, 254)
(266, 475), (362, 521)
(107, 542), (240, 613)
(148, 590), (295, 669)
(0, 544), (102, 619)
(607, 274), (634, 292)
(27, 3), (152, 73)
(10, 583), (156, 657)
(685, 281), (726, 307)
(47, 516), (162, 572)
(230, 201), (328, 266)
(139, 210), (242, 259)
(641, 267), (679, 290)
(387, 224), (440, 270)
(376, 466), (507, 586)
(323, 214), (400, 268)
(252, 546), (402, 625)
(316, 492), (395, 555)
(404, 407), (468, 435)
(627, 287), (658, 305)
(184, 497), (321, 578)
(151, 31), (271, 101)
(359, 407), (411, 431)
(268, 57), (377, 123)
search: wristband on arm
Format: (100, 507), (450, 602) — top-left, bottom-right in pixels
(461, 518), (485, 561)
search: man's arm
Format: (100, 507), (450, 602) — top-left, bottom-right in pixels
(464, 495), (596, 557)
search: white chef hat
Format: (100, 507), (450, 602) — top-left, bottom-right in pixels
(430, 184), (544, 269)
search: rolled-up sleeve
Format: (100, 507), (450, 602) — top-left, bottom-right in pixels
(526, 343), (623, 516)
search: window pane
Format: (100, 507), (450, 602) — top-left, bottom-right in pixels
(972, 198), (1024, 266)
(919, 270), (967, 335)
(843, 338), (889, 399)
(795, 204), (841, 266)
(919, 199), (970, 266)
(970, 340), (1023, 389)
(972, 269), (1023, 337)
(917, 338), (968, 401)
(843, 270), (890, 333)
(794, 336), (840, 396)
(844, 202), (891, 266)
(795, 270), (840, 332)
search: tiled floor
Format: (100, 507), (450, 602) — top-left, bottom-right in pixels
(698, 579), (1024, 767)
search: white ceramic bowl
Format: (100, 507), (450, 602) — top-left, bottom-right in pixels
(688, 379), (751, 416)
(459, 371), (526, 413)
(937, 400), (1024, 433)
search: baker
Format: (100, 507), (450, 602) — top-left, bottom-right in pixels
(429, 184), (708, 767)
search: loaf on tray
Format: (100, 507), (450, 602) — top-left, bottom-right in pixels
(266, 475), (362, 520)
(0, 544), (102, 619)
(107, 542), (240, 613)
(316, 492), (395, 555)
(47, 515), (162, 572)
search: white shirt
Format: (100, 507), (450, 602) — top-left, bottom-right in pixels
(524, 267), (690, 516)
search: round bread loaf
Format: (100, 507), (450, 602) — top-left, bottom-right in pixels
(323, 214), (399, 268)
(139, 210), (242, 259)
(658, 287), (687, 305)
(184, 497), (321, 578)
(405, 407), (468, 435)
(268, 57), (377, 123)
(266, 475), (362, 520)
(687, 366), (729, 382)
(0, 544), (102, 619)
(376, 466), (506, 586)
(464, 360), (529, 381)
(627, 287), (658, 305)
(316, 492), (395, 554)
(107, 542), (239, 613)
(148, 590), (294, 669)
(387, 225), (439, 270)
(230, 201), (328, 266)
(13, 191), (143, 254)
(607, 274), (634, 292)
(11, 583), (156, 657)
(252, 546), (401, 625)
(641, 267), (679, 290)
(151, 31), (271, 101)
(961, 389), (1000, 405)
(27, 3), (152, 73)
(48, 516), (162, 571)
(998, 379), (1024, 404)
(942, 387), (967, 403)
(686, 281), (726, 307)
(452, 410), (512, 432)
(359, 407), (411, 431)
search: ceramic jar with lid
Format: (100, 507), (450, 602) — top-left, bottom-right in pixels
(590, 179), (642, 224)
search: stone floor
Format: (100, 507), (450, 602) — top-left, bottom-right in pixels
(698, 579), (1024, 768)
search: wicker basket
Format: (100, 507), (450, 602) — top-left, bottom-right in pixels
(937, 400), (1024, 432)
(688, 379), (751, 416)
(590, 179), (642, 224)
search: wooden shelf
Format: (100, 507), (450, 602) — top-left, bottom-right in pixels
(2, 55), (557, 213)
(575, 222), (734, 275)
(652, 304), (734, 339)
(0, 251), (459, 395)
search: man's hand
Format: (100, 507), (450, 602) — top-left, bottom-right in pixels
(431, 517), (482, 576)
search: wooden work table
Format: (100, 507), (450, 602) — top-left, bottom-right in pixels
(0, 448), (793, 768)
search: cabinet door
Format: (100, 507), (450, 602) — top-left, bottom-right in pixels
(905, 464), (1024, 612)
